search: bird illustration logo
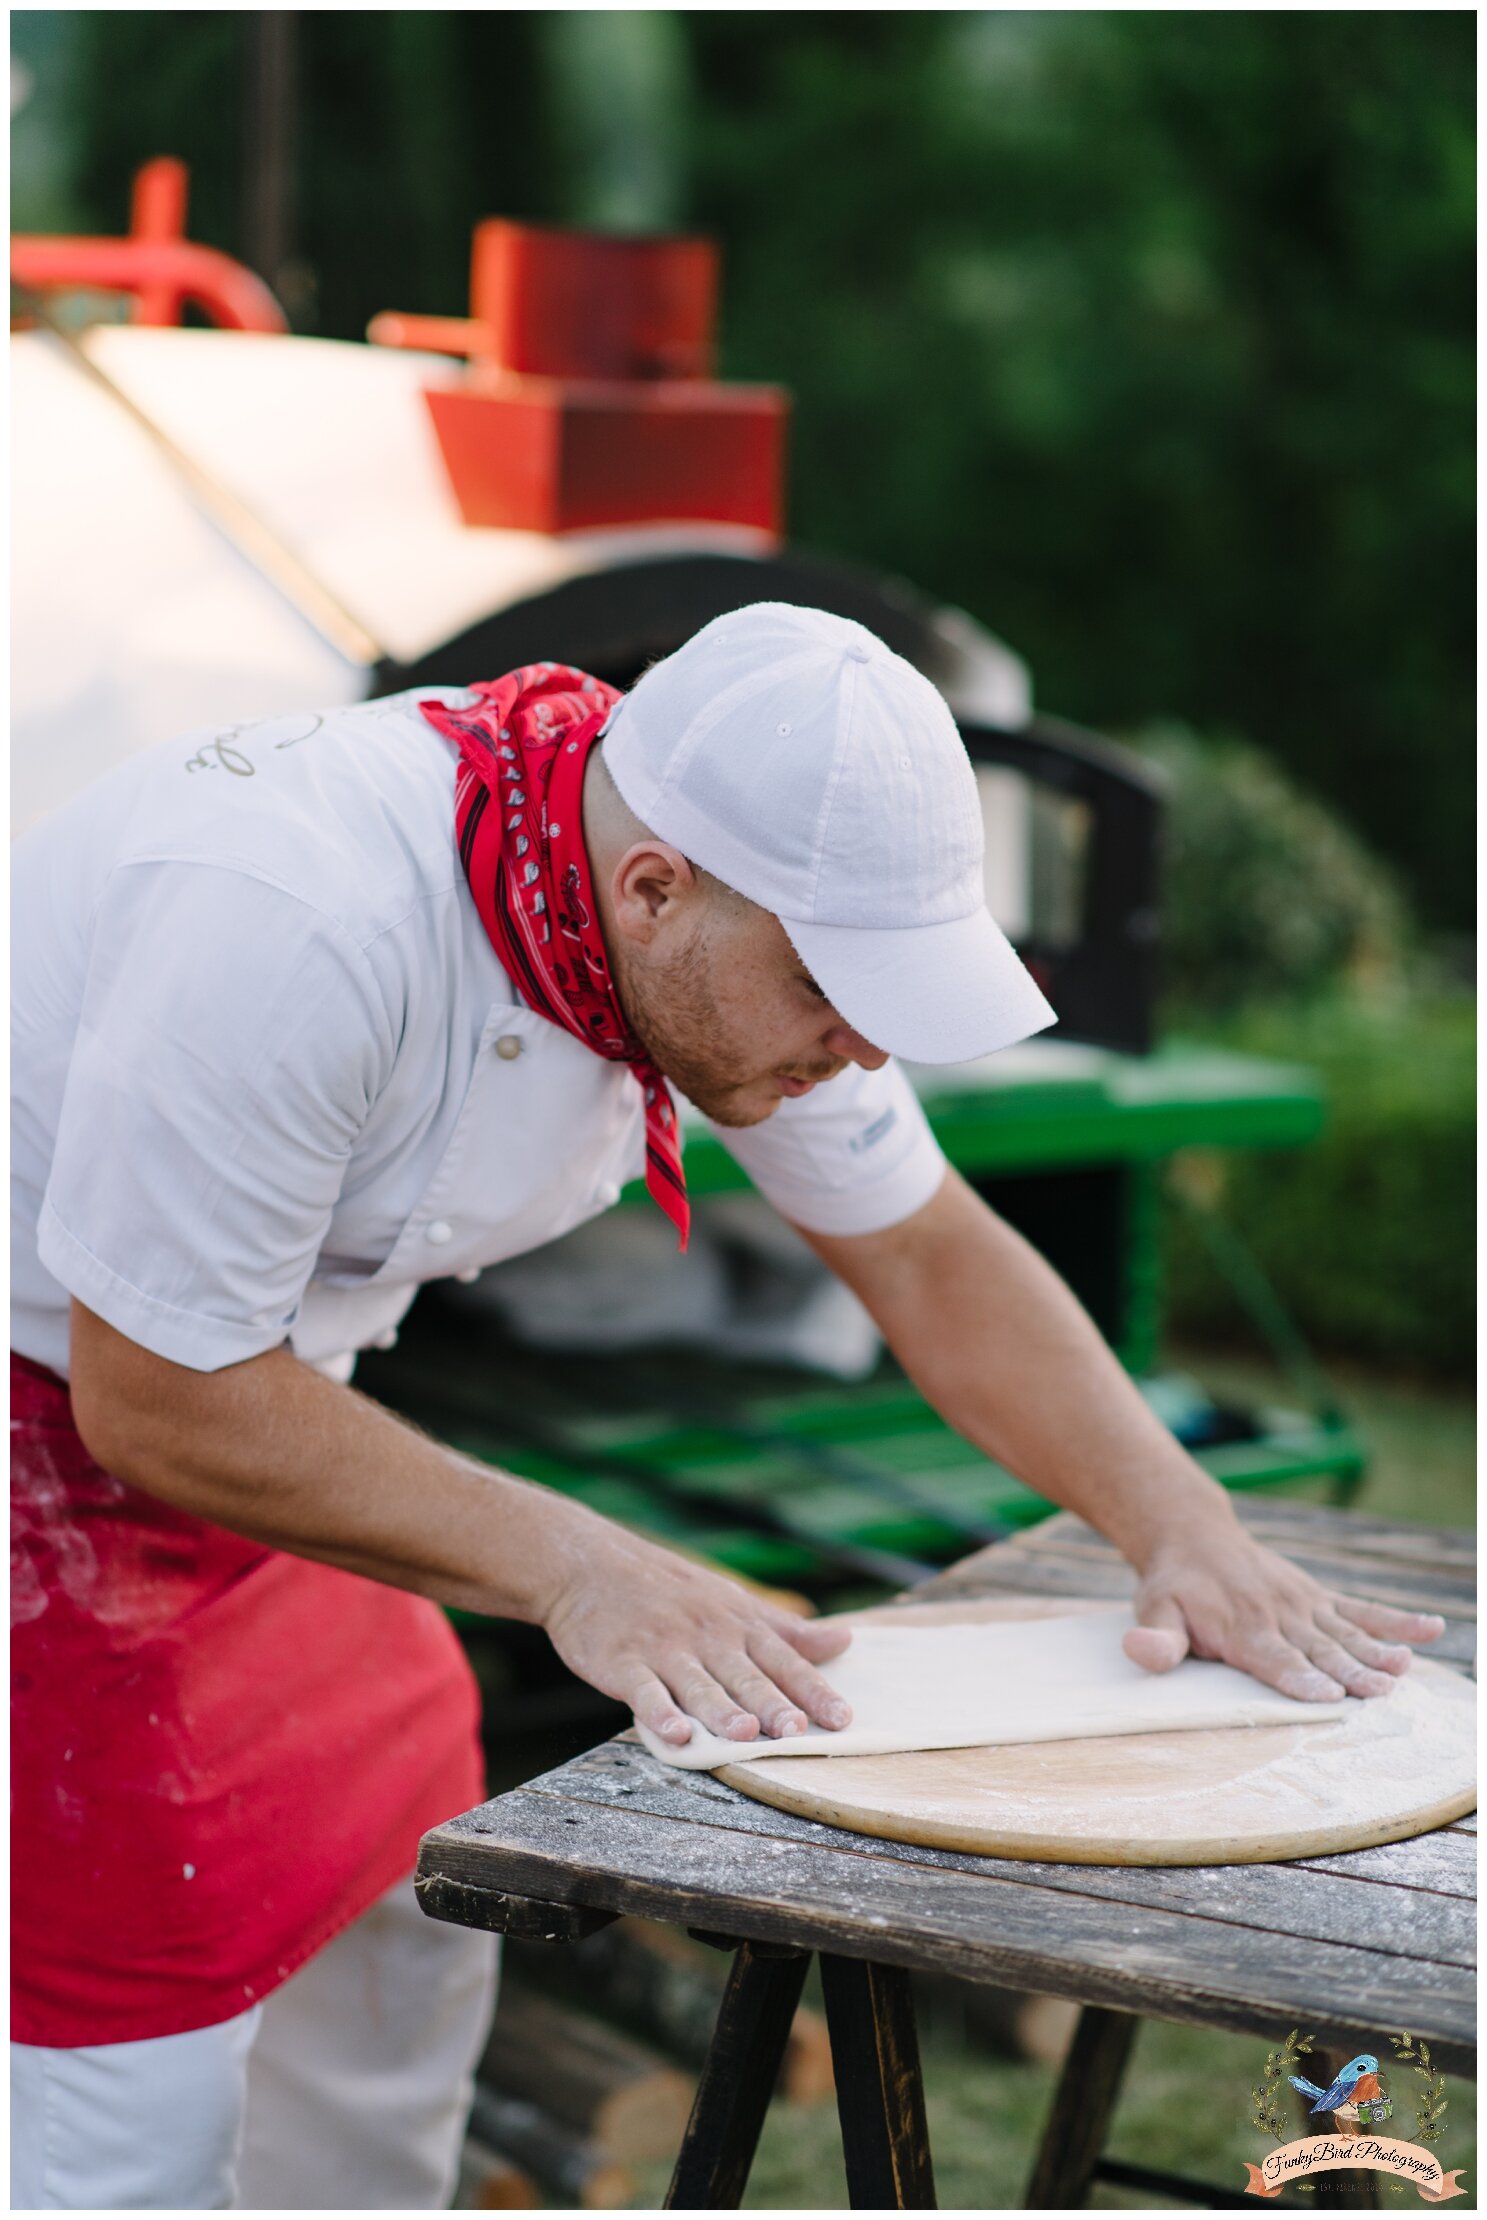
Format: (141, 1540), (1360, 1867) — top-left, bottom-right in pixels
(1288, 2052), (1393, 2128)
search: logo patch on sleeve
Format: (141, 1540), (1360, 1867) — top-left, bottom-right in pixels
(849, 1107), (898, 1155)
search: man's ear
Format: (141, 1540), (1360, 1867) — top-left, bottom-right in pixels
(611, 841), (698, 937)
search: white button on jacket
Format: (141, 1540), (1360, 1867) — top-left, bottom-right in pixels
(12, 692), (947, 1382)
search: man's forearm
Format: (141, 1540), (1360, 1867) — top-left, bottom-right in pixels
(65, 1298), (857, 1746)
(67, 1301), (598, 1622)
(806, 1169), (1235, 1569)
(804, 1172), (1440, 1700)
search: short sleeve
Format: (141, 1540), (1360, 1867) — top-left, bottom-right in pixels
(707, 1058), (946, 1237)
(37, 862), (396, 1372)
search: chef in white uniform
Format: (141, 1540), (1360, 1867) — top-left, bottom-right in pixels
(11, 604), (1440, 2208)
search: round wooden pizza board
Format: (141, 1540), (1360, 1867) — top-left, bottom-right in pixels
(714, 1597), (1476, 1867)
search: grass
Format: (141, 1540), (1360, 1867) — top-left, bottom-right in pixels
(1174, 1341), (1476, 1531)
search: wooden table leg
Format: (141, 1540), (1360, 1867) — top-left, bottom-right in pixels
(819, 1955), (937, 2210)
(1023, 2003), (1138, 2208)
(664, 1941), (811, 2209)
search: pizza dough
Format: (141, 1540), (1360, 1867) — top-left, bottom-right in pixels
(635, 1606), (1351, 1771)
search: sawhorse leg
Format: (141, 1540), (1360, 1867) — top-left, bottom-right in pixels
(665, 1941), (811, 2209)
(1024, 2004), (1138, 2208)
(666, 1942), (937, 2209)
(821, 1955), (937, 2209)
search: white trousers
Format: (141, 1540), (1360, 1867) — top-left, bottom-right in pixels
(10, 1874), (499, 2210)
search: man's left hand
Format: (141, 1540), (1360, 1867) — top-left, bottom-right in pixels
(1125, 1518), (1446, 1700)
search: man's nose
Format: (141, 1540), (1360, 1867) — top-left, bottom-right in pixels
(822, 1018), (889, 1071)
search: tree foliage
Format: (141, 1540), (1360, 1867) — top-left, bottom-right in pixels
(1132, 722), (1411, 1013)
(1164, 995), (1475, 1376)
(63, 11), (1473, 923)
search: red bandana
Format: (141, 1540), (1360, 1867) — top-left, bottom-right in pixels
(420, 667), (690, 1252)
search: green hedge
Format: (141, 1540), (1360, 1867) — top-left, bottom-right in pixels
(1163, 997), (1475, 1378)
(1126, 722), (1413, 1012)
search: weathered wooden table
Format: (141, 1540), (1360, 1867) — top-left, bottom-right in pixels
(418, 1502), (1476, 2209)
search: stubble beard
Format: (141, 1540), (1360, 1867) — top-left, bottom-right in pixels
(617, 938), (778, 1129)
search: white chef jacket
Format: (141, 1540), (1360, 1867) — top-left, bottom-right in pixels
(11, 690), (948, 1382)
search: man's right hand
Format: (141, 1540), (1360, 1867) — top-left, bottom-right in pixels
(539, 1527), (854, 1746)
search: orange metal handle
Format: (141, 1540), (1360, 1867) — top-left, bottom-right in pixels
(11, 237), (288, 334)
(129, 156), (190, 326)
(365, 310), (491, 358)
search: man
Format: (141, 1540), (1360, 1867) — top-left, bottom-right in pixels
(11, 603), (1439, 2207)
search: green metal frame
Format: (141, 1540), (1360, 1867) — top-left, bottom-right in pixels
(435, 1380), (1367, 1595)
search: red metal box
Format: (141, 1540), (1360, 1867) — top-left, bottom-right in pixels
(423, 377), (788, 536)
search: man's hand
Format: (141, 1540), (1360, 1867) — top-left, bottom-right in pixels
(1125, 1510), (1445, 1700)
(538, 1528), (853, 1747)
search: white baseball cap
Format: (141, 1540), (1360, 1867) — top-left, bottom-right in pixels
(601, 602), (1057, 1064)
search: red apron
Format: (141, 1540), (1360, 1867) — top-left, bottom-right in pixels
(11, 1354), (485, 2047)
